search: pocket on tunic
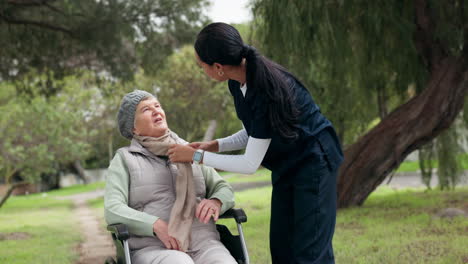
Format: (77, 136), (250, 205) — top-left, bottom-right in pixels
(315, 127), (344, 172)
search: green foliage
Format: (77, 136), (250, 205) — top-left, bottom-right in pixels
(251, 0), (466, 146)
(252, 0), (419, 144)
(419, 141), (435, 189)
(436, 127), (464, 190)
(0, 74), (101, 184)
(1, 0), (210, 86)
(416, 117), (467, 190)
(1, 0), (216, 172)
(253, 0), (468, 192)
(397, 153), (468, 174)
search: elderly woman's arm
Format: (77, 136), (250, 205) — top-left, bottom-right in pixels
(104, 151), (159, 237)
(201, 165), (235, 215)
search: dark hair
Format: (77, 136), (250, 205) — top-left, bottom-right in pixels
(195, 22), (300, 140)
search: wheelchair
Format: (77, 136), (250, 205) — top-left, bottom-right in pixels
(105, 208), (250, 264)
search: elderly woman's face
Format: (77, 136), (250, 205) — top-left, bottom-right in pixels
(133, 98), (168, 138)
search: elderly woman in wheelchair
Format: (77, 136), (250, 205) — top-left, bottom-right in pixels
(104, 90), (239, 264)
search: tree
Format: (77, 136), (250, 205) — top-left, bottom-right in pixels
(0, 0), (209, 88)
(418, 141), (435, 189)
(436, 126), (464, 190)
(0, 77), (98, 208)
(0, 0), (211, 194)
(253, 0), (468, 207)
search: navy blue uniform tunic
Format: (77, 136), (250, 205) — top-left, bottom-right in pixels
(228, 74), (344, 264)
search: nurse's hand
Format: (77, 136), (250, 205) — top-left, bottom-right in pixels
(168, 144), (196, 163)
(188, 140), (219, 152)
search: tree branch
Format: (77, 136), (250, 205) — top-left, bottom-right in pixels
(6, 0), (57, 6)
(413, 0), (446, 71)
(0, 181), (28, 208)
(43, 1), (67, 16)
(5, 0), (85, 17)
(0, 14), (73, 35)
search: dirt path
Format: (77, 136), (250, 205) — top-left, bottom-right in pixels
(59, 190), (115, 264)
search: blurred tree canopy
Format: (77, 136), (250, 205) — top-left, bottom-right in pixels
(0, 0), (209, 88)
(0, 76), (99, 207)
(0, 0), (212, 201)
(253, 0), (468, 207)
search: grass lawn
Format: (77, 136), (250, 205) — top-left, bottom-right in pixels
(222, 168), (271, 184)
(89, 185), (468, 263)
(46, 181), (105, 196)
(0, 193), (81, 264)
(335, 187), (468, 264)
(1, 180), (467, 263)
(217, 186), (468, 264)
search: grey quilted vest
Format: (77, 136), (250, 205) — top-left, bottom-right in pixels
(119, 139), (219, 251)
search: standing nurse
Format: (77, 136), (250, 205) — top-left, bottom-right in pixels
(168, 22), (344, 264)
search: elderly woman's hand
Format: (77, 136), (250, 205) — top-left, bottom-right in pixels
(153, 219), (182, 251)
(196, 198), (222, 224)
(168, 144), (196, 163)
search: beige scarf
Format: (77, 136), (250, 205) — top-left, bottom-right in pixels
(134, 131), (196, 251)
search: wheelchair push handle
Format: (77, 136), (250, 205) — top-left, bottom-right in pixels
(219, 208), (247, 224)
(107, 223), (130, 240)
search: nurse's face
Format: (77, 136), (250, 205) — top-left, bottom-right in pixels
(195, 52), (228, 82)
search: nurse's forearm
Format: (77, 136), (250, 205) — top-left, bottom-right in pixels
(203, 137), (271, 174)
(217, 128), (249, 152)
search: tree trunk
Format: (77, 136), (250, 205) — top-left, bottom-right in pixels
(108, 135), (114, 164)
(41, 170), (60, 191)
(337, 57), (468, 207)
(203, 120), (217, 142)
(337, 0), (468, 208)
(0, 181), (28, 208)
(72, 160), (88, 184)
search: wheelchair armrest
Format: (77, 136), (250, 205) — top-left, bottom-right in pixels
(107, 223), (130, 241)
(219, 208), (247, 223)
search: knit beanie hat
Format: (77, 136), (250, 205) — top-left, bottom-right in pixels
(117, 90), (156, 139)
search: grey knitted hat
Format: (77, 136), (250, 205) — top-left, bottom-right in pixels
(117, 90), (156, 139)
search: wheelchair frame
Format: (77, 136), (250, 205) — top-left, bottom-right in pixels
(105, 208), (250, 264)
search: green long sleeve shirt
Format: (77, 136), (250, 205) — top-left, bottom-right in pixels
(104, 151), (235, 237)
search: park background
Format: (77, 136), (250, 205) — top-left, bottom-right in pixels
(0, 0), (467, 263)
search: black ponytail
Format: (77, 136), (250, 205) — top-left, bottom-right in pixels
(195, 23), (300, 140)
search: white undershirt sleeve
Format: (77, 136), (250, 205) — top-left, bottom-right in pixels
(203, 136), (271, 174)
(217, 128), (249, 152)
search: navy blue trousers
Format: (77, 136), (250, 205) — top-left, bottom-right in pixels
(269, 150), (337, 264)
